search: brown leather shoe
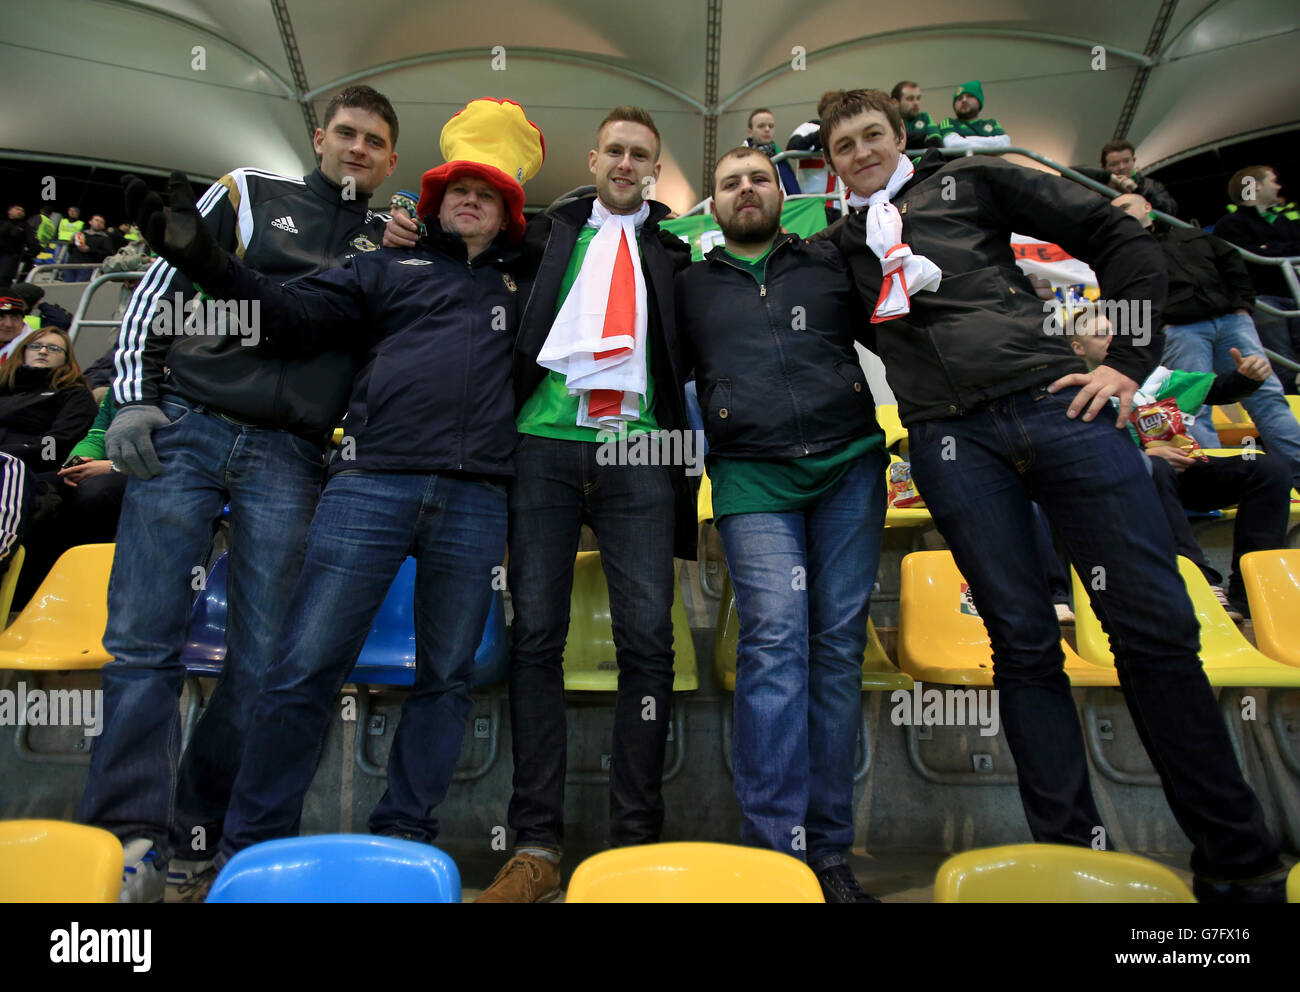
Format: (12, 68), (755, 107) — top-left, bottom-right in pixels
(475, 852), (562, 903)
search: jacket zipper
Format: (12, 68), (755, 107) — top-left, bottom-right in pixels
(712, 240), (810, 454)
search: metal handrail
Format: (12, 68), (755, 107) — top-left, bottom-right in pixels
(678, 145), (1300, 318)
(23, 270), (149, 346)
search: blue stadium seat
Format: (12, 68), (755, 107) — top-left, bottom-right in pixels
(205, 834), (460, 903)
(180, 554), (508, 687)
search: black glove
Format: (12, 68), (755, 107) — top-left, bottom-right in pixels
(121, 172), (229, 290)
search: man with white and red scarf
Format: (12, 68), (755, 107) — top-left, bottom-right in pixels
(818, 88), (1287, 902)
(485, 105), (695, 902)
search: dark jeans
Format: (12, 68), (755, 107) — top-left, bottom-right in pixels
(718, 451), (887, 864)
(219, 470), (507, 862)
(507, 434), (677, 850)
(1148, 451), (1291, 604)
(76, 397), (325, 860)
(907, 384), (1280, 880)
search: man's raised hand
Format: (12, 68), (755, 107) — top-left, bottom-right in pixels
(121, 172), (228, 288)
(1231, 347), (1271, 382)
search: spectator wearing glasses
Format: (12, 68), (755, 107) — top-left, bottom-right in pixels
(0, 326), (97, 471)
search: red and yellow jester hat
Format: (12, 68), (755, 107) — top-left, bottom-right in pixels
(418, 97), (545, 244)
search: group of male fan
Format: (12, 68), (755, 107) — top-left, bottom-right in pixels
(76, 81), (1288, 903)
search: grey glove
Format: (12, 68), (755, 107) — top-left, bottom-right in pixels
(105, 404), (171, 479)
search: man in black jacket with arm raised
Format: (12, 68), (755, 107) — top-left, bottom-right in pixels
(816, 87), (1285, 902)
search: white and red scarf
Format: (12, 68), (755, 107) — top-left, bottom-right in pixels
(846, 156), (942, 322)
(536, 199), (649, 429)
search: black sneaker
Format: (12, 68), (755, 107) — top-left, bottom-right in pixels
(815, 862), (881, 903)
(176, 864), (220, 903)
(1193, 867), (1287, 904)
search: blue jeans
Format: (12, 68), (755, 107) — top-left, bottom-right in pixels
(507, 434), (677, 849)
(218, 470), (507, 861)
(717, 451), (887, 866)
(907, 384), (1279, 880)
(1252, 295), (1300, 392)
(77, 396), (325, 860)
(1161, 313), (1300, 488)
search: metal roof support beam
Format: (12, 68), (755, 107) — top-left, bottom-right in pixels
(303, 48), (707, 112)
(702, 0), (722, 197)
(1113, 0), (1179, 140)
(717, 25), (1155, 113)
(270, 0), (319, 147)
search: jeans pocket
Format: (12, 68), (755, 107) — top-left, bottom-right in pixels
(158, 399), (191, 429)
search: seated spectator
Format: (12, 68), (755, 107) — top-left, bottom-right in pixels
(890, 80), (939, 150)
(1, 205), (25, 289)
(1113, 193), (1300, 490)
(14, 390), (126, 608)
(1214, 166), (1300, 385)
(1075, 140), (1178, 216)
(0, 326), (98, 472)
(0, 295), (30, 364)
(744, 107), (801, 194)
(932, 80), (1010, 150)
(66, 214), (114, 282)
(1069, 309), (1289, 620)
(10, 282), (73, 333)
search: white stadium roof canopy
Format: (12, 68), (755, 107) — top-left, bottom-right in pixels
(3, 0), (1298, 214)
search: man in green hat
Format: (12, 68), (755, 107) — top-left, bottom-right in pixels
(933, 80), (1010, 150)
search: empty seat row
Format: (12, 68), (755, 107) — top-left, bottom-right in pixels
(5, 819), (1296, 902)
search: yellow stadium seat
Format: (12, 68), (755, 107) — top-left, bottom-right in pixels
(0, 545), (24, 625)
(933, 843), (1195, 903)
(1071, 556), (1300, 686)
(0, 820), (123, 902)
(898, 551), (1117, 687)
(1211, 404), (1257, 446)
(697, 469), (713, 525)
(1288, 862), (1299, 903)
(1240, 550), (1300, 669)
(566, 841), (824, 902)
(0, 545), (114, 670)
(562, 551), (698, 691)
(1287, 395), (1300, 425)
(875, 403), (908, 450)
(712, 573), (910, 692)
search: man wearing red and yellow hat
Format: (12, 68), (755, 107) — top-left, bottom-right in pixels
(123, 97), (544, 898)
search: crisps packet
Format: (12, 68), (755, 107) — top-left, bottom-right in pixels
(888, 459), (926, 508)
(1131, 397), (1207, 459)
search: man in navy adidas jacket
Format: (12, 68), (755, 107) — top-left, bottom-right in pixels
(123, 98), (544, 897)
(77, 86), (399, 901)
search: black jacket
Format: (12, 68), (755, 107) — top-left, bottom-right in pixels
(1152, 223), (1255, 324)
(676, 233), (880, 458)
(825, 149), (1168, 425)
(211, 226), (521, 479)
(514, 192), (696, 559)
(70, 229), (114, 266)
(113, 167), (389, 437)
(1212, 205), (1300, 299)
(0, 366), (98, 470)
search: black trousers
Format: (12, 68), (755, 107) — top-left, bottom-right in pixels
(1148, 451), (1291, 604)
